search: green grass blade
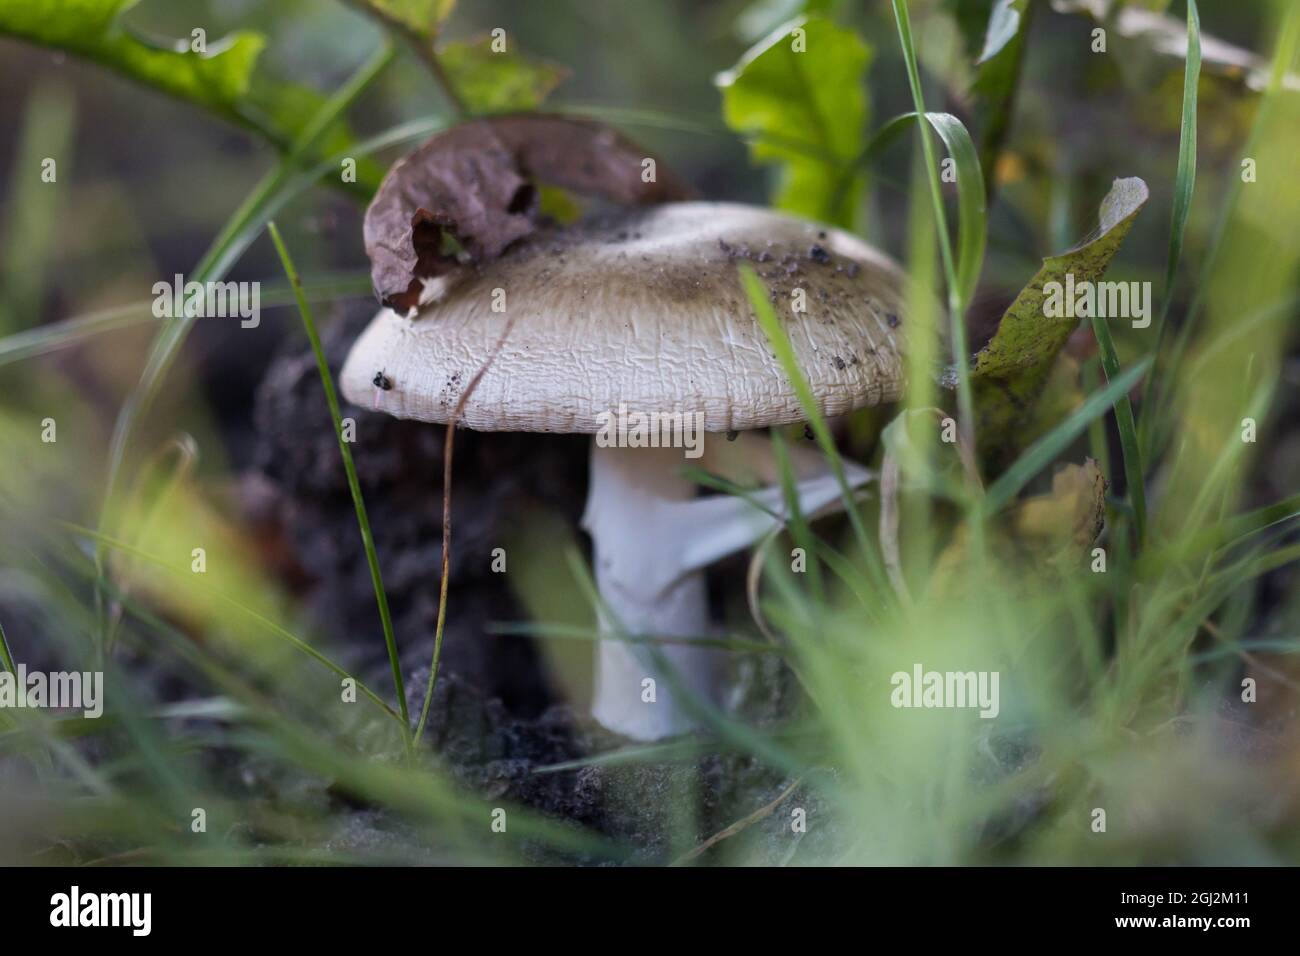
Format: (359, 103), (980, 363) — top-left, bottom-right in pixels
(562, 104), (722, 136)
(267, 222), (410, 741)
(770, 428), (827, 604)
(486, 621), (783, 655)
(1215, 493), (1300, 550)
(844, 109), (986, 312)
(891, 0), (985, 450)
(0, 273), (372, 368)
(0, 82), (75, 334)
(1160, 0), (1200, 323)
(0, 116), (439, 372)
(982, 355), (1152, 515)
(0, 618), (15, 674)
(1139, 492), (1300, 575)
(1140, 0), (1200, 441)
(1159, 0), (1196, 310)
(65, 524), (402, 724)
(924, 112), (987, 311)
(531, 740), (701, 775)
(738, 264), (889, 596)
(1144, 1), (1298, 461)
(563, 547), (807, 777)
(1082, 358), (1112, 481)
(92, 43), (396, 653)
(1090, 312), (1147, 545)
(678, 466), (781, 519)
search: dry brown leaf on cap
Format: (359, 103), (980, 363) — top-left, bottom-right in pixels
(364, 114), (696, 312)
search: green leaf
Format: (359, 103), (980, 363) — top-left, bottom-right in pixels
(977, 0), (1029, 63)
(267, 222), (411, 744)
(0, 0), (379, 190)
(965, 176), (1150, 452)
(716, 15), (870, 226)
(946, 0), (1033, 197)
(924, 112), (987, 311)
(438, 36), (568, 112)
(738, 264), (891, 598)
(347, 0), (456, 40)
(852, 108), (987, 337)
(0, 0), (262, 114)
(981, 356), (1152, 516)
(736, 0), (830, 43)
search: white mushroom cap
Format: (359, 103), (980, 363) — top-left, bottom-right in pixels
(340, 201), (907, 432)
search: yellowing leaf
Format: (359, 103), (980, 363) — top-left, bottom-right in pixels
(346, 0), (456, 40)
(1011, 460), (1108, 558)
(932, 460), (1107, 595)
(967, 177), (1149, 458)
(438, 36), (568, 113)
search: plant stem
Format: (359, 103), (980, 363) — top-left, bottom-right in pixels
(891, 0), (975, 453)
(340, 1), (467, 118)
(0, 618), (15, 675)
(981, 356), (1151, 516)
(413, 316), (522, 746)
(266, 222), (411, 746)
(1142, 1), (1299, 462)
(1090, 314), (1147, 547)
(412, 421), (456, 747)
(92, 42), (396, 656)
(1139, 0), (1200, 447)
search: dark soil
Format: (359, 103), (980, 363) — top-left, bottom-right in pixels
(250, 312), (588, 712)
(245, 311), (824, 863)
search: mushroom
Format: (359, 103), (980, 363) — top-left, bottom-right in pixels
(340, 201), (907, 741)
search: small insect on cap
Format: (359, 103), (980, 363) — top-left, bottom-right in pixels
(339, 201), (909, 431)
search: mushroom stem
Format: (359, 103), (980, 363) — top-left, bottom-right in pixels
(581, 434), (874, 740)
(583, 441), (718, 740)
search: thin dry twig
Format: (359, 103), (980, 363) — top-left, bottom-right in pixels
(879, 449), (911, 606)
(106, 434), (200, 653)
(1201, 617), (1300, 692)
(670, 774), (805, 866)
(878, 406), (983, 606)
(413, 312), (520, 745)
(340, 0), (467, 118)
(745, 525), (787, 645)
